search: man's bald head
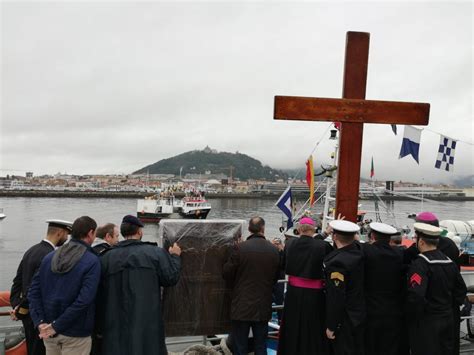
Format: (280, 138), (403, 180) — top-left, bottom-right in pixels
(248, 217), (265, 235)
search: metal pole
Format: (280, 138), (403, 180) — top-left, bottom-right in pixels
(322, 177), (332, 231)
(322, 138), (339, 230)
(421, 178), (424, 211)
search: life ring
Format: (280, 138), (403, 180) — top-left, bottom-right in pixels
(0, 290), (10, 307)
(195, 210), (201, 216)
(0, 291), (27, 355)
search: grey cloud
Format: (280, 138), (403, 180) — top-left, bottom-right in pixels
(1, 2), (472, 181)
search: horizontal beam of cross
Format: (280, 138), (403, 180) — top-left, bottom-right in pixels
(274, 96), (430, 125)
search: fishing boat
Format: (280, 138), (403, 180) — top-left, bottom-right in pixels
(136, 194), (212, 223)
(0, 208), (6, 220)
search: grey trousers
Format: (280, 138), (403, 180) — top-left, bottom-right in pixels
(43, 335), (91, 355)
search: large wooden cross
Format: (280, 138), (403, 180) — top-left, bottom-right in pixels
(274, 31), (430, 222)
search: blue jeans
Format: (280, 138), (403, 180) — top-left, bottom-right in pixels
(231, 320), (268, 355)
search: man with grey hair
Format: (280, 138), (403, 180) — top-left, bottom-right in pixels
(278, 217), (332, 355)
(223, 216), (280, 355)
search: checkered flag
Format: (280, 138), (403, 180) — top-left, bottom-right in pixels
(435, 135), (457, 172)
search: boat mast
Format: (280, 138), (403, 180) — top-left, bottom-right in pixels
(322, 129), (339, 231)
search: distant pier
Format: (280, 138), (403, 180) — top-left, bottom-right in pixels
(0, 189), (473, 201)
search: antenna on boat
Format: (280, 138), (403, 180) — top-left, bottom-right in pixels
(421, 178), (425, 211)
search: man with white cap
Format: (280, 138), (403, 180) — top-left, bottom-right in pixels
(407, 222), (466, 355)
(324, 220), (366, 355)
(362, 222), (407, 355)
(10, 219), (72, 355)
(412, 211), (460, 267)
(406, 211), (462, 355)
(278, 216), (333, 355)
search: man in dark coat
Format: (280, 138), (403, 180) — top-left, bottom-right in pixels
(278, 217), (332, 355)
(223, 217), (280, 355)
(404, 211), (462, 355)
(362, 222), (407, 355)
(406, 223), (466, 355)
(10, 219), (71, 355)
(324, 220), (366, 355)
(28, 216), (101, 355)
(91, 223), (119, 255)
(98, 215), (181, 355)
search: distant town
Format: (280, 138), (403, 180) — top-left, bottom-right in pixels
(0, 171), (473, 201)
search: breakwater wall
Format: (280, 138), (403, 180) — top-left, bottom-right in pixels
(0, 190), (473, 201)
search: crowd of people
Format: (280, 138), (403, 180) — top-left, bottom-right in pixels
(10, 215), (181, 355)
(222, 212), (467, 355)
(7, 210), (468, 355)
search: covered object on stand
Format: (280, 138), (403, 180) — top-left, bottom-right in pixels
(160, 219), (245, 336)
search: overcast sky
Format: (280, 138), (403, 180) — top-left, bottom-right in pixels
(1, 1), (472, 183)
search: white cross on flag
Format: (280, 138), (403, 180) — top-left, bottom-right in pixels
(435, 135), (457, 172)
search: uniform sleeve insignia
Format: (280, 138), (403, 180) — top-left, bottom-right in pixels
(410, 273), (422, 287)
(330, 272), (344, 282)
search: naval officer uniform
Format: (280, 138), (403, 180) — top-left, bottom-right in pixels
(407, 223), (467, 355)
(324, 220), (366, 355)
(361, 222), (407, 355)
(10, 219), (72, 355)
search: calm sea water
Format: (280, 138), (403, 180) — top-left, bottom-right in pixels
(0, 196), (473, 292)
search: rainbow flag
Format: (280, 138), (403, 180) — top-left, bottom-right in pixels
(306, 156), (315, 206)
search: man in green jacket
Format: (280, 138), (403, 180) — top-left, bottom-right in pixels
(98, 215), (181, 355)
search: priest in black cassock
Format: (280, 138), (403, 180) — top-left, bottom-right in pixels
(277, 217), (333, 355)
(10, 219), (71, 355)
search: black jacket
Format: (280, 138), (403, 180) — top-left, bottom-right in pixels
(324, 242), (366, 331)
(98, 239), (181, 355)
(406, 249), (466, 318)
(10, 240), (54, 308)
(222, 234), (280, 321)
(361, 241), (406, 317)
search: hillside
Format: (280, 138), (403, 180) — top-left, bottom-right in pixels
(133, 148), (288, 181)
(453, 175), (474, 188)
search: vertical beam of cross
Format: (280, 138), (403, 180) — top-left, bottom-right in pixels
(336, 32), (370, 222)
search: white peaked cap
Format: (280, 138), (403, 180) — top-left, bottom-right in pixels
(330, 220), (360, 233)
(369, 222), (397, 235)
(46, 219), (73, 231)
(413, 222), (442, 237)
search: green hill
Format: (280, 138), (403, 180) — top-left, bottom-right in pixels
(133, 148), (288, 181)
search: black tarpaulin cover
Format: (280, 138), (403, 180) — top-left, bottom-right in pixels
(160, 219), (245, 336)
